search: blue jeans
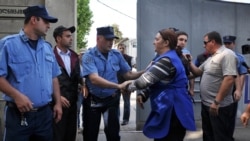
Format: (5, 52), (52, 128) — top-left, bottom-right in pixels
(4, 104), (53, 141)
(201, 103), (235, 141)
(121, 91), (131, 122)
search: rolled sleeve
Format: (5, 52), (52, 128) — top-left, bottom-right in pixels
(222, 53), (237, 76)
(82, 53), (98, 76)
(52, 59), (61, 78)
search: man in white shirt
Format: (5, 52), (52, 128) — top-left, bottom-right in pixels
(53, 25), (81, 141)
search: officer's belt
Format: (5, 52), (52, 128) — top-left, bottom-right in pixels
(90, 92), (118, 99)
(6, 101), (50, 112)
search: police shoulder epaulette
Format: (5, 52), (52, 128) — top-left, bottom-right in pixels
(2, 34), (18, 41)
(112, 49), (120, 54)
(88, 47), (96, 54)
(44, 41), (53, 48)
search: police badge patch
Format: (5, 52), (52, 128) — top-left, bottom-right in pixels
(84, 56), (93, 64)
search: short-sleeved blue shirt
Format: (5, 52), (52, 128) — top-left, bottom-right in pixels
(82, 47), (131, 98)
(0, 30), (61, 107)
(235, 52), (248, 75)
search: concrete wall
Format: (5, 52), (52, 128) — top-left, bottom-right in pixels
(45, 0), (77, 49)
(0, 0), (44, 38)
(0, 0), (77, 49)
(136, 0), (250, 130)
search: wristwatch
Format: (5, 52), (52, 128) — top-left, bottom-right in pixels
(214, 99), (220, 105)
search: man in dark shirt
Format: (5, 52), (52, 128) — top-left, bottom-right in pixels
(194, 50), (210, 67)
(117, 43), (136, 126)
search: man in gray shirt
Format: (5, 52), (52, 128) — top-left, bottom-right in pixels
(189, 31), (237, 141)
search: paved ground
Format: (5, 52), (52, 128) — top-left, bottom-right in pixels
(76, 93), (250, 141)
(76, 127), (250, 141)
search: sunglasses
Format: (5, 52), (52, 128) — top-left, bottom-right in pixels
(203, 40), (211, 45)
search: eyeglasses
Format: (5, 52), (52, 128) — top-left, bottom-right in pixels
(203, 40), (211, 45)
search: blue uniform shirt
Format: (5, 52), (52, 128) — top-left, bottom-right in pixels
(235, 52), (248, 75)
(0, 30), (61, 107)
(82, 47), (131, 98)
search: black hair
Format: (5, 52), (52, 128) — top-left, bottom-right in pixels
(24, 16), (31, 24)
(205, 31), (222, 45)
(24, 16), (40, 25)
(176, 31), (188, 38)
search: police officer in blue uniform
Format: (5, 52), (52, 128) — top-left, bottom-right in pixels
(82, 26), (143, 141)
(0, 5), (62, 141)
(223, 35), (248, 140)
(117, 43), (135, 126)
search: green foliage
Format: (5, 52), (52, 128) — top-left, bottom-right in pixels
(77, 0), (93, 51)
(112, 24), (123, 44)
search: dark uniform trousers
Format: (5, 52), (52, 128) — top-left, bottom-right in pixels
(83, 93), (120, 141)
(4, 102), (53, 141)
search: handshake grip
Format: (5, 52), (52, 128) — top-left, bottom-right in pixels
(127, 82), (149, 103)
(127, 81), (137, 92)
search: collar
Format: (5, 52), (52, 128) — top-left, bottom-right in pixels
(94, 46), (113, 58)
(56, 47), (71, 56)
(217, 45), (226, 53)
(19, 29), (42, 42)
(212, 45), (225, 56)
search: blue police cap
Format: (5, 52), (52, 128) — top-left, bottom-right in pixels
(97, 26), (119, 39)
(23, 5), (58, 23)
(223, 35), (236, 43)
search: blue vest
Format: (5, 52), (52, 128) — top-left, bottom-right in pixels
(143, 50), (196, 138)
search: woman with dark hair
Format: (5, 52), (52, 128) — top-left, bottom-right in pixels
(128, 29), (196, 141)
(175, 31), (191, 73)
(175, 31), (195, 97)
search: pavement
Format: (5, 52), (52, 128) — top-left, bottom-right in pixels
(76, 93), (250, 141)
